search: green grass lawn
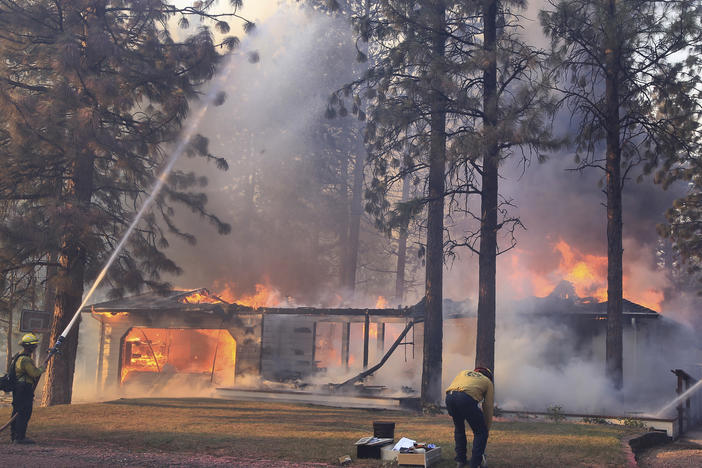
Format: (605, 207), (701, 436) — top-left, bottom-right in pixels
(0, 398), (634, 467)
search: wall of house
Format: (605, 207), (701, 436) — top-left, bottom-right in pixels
(229, 312), (263, 379)
(260, 315), (317, 381)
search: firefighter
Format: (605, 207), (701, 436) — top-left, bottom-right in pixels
(445, 367), (494, 468)
(11, 333), (44, 444)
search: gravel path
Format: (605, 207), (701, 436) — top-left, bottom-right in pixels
(0, 441), (336, 468)
(636, 429), (702, 468)
(637, 445), (702, 468)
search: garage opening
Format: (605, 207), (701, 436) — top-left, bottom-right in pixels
(120, 328), (236, 388)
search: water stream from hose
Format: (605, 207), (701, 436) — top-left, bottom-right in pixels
(54, 58), (235, 346)
(654, 378), (702, 418)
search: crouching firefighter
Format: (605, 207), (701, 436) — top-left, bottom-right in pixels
(11, 333), (45, 444)
(445, 367), (494, 468)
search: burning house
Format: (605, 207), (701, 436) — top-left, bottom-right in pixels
(83, 288), (424, 394)
(507, 281), (685, 383)
(77, 280), (699, 417)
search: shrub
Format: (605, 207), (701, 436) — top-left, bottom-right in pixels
(622, 418), (647, 429)
(582, 416), (608, 425)
(547, 405), (566, 423)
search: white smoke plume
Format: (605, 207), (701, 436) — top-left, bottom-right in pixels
(70, 2), (702, 417)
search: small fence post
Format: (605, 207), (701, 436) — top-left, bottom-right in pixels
(685, 376), (695, 429)
(675, 370), (684, 435)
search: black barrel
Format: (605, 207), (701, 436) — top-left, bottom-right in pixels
(373, 420), (395, 439)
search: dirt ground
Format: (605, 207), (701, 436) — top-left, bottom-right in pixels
(638, 446), (702, 468)
(0, 441), (335, 468)
(0, 397), (640, 467)
(637, 433), (702, 468)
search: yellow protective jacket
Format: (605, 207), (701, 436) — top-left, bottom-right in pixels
(446, 370), (495, 429)
(15, 354), (43, 386)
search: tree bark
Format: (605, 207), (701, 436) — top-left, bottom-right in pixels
(42, 153), (95, 406)
(339, 154), (350, 287)
(421, 0), (447, 409)
(5, 277), (15, 370)
(345, 150), (364, 293)
(394, 174), (411, 304)
(38, 256), (57, 399)
(343, 0), (373, 296)
(475, 0), (499, 372)
(604, 0), (623, 390)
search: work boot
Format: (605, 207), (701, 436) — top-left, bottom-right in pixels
(15, 438), (36, 444)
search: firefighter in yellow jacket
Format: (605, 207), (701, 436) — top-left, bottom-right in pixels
(11, 333), (44, 444)
(445, 367), (494, 468)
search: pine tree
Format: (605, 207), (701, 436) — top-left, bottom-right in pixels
(333, 0), (556, 406)
(657, 133), (702, 292)
(0, 0), (249, 405)
(541, 0), (701, 387)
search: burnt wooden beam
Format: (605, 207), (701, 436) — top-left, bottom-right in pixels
(342, 322), (350, 369)
(311, 322), (317, 366)
(332, 319), (421, 390)
(363, 310), (370, 369)
(255, 306), (420, 319)
(377, 322), (385, 355)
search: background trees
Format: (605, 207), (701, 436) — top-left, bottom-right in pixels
(541, 0), (702, 387)
(656, 122), (702, 293)
(0, 0), (249, 405)
(328, 0), (557, 406)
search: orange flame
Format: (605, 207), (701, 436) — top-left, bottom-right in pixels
(214, 281), (281, 308)
(177, 283), (282, 308)
(93, 311), (129, 318)
(375, 296), (388, 308)
(179, 290), (222, 304)
(314, 322), (342, 369)
(509, 238), (662, 311)
(554, 240), (608, 301)
(120, 328), (236, 385)
(368, 322), (378, 339)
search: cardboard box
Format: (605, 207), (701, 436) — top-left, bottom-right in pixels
(397, 447), (441, 467)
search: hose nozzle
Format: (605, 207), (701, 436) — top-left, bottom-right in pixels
(48, 335), (65, 357)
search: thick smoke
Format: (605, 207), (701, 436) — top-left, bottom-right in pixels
(71, 2), (701, 415)
(460, 313), (700, 415)
(166, 4), (364, 305)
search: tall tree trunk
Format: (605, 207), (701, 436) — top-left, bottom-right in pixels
(475, 0), (499, 372)
(38, 257), (57, 402)
(5, 277), (15, 370)
(345, 150), (364, 293)
(339, 155), (350, 287)
(395, 175), (411, 304)
(42, 153), (95, 406)
(343, 0), (373, 296)
(604, 0), (623, 390)
(421, 0), (447, 409)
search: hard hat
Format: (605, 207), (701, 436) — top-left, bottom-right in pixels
(474, 367), (494, 382)
(20, 333), (40, 346)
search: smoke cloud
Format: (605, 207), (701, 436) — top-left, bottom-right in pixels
(70, 2), (702, 416)
(167, 4), (363, 305)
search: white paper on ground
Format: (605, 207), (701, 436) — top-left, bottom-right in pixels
(392, 437), (416, 451)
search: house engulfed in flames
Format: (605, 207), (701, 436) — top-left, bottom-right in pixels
(85, 289), (424, 393)
(82, 282), (697, 396)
